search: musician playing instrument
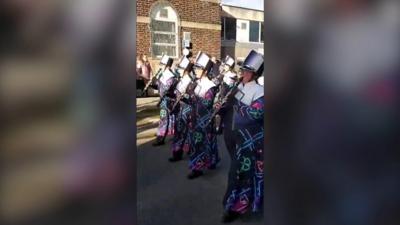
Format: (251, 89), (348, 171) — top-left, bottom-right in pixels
(168, 56), (196, 162)
(152, 55), (178, 146)
(186, 51), (220, 179)
(221, 50), (264, 223)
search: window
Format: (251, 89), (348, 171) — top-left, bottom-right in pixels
(183, 32), (191, 40)
(182, 32), (191, 48)
(221, 17), (236, 40)
(222, 17), (263, 43)
(249, 21), (260, 42)
(150, 3), (179, 58)
(249, 20), (263, 43)
(159, 9), (168, 18)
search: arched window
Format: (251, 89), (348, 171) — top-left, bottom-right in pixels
(150, 2), (179, 58)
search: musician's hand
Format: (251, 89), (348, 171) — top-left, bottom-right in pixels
(183, 93), (190, 99)
(214, 102), (222, 110)
(186, 86), (195, 95)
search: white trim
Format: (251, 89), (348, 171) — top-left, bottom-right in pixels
(220, 4), (263, 12)
(153, 31), (176, 35)
(236, 19), (249, 42)
(137, 16), (150, 23)
(235, 41), (264, 45)
(221, 5), (264, 21)
(200, 0), (220, 3)
(137, 16), (220, 30)
(180, 21), (221, 30)
(153, 43), (176, 46)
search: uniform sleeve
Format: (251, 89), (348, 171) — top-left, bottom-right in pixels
(203, 87), (217, 108)
(187, 82), (198, 103)
(161, 77), (176, 97)
(165, 77), (175, 90)
(238, 96), (264, 120)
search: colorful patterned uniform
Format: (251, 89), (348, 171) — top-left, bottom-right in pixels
(171, 74), (194, 157)
(188, 77), (219, 171)
(156, 69), (177, 138)
(223, 80), (264, 214)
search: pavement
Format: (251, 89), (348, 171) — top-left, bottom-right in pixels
(136, 97), (263, 225)
(136, 97), (160, 145)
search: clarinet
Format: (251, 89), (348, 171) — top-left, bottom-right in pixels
(141, 68), (163, 96)
(169, 71), (197, 113)
(205, 77), (243, 127)
(213, 72), (225, 89)
(212, 65), (228, 87)
(172, 68), (181, 78)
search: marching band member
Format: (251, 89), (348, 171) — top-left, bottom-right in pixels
(186, 52), (220, 179)
(153, 55), (178, 146)
(169, 56), (195, 162)
(222, 50), (264, 222)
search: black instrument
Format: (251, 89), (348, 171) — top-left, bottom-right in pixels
(212, 54), (236, 88)
(169, 71), (197, 114)
(205, 77), (243, 127)
(172, 68), (181, 78)
(212, 71), (225, 88)
(141, 68), (163, 96)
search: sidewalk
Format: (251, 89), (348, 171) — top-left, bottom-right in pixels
(137, 97), (160, 145)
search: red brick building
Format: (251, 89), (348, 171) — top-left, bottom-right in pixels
(136, 0), (221, 69)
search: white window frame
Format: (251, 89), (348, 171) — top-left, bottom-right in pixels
(248, 20), (263, 44)
(150, 4), (179, 59)
(236, 19), (249, 43)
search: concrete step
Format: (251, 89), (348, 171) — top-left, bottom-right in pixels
(137, 116), (159, 126)
(137, 127), (158, 140)
(136, 97), (159, 107)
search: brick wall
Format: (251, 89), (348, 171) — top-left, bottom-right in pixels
(136, 23), (151, 57)
(179, 27), (221, 58)
(136, 0), (221, 67)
